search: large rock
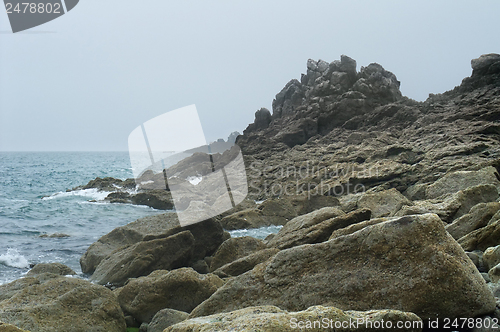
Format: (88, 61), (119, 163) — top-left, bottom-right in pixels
(329, 217), (392, 240)
(356, 188), (412, 218)
(190, 213), (495, 320)
(413, 184), (499, 223)
(0, 276), (125, 332)
(209, 236), (267, 272)
(90, 231), (195, 287)
(213, 248), (280, 278)
(267, 208), (371, 250)
(26, 263), (76, 277)
(220, 195), (340, 230)
(483, 245), (500, 271)
(168, 305), (422, 332)
(117, 268), (223, 323)
(0, 278), (40, 302)
(148, 308), (188, 332)
(459, 218), (500, 251)
(445, 202), (500, 239)
(426, 166), (500, 199)
(80, 213), (224, 274)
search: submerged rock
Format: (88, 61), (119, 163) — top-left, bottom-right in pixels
(190, 213), (495, 320)
(26, 263), (75, 277)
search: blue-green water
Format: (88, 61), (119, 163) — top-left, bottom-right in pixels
(0, 152), (165, 285)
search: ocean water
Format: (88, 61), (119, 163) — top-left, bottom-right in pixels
(0, 152), (279, 285)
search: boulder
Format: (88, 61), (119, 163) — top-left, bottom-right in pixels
(484, 245), (500, 271)
(168, 305), (422, 332)
(219, 208), (271, 230)
(356, 188), (411, 218)
(90, 231), (195, 287)
(445, 202), (500, 239)
(190, 214), (495, 320)
(80, 213), (224, 274)
(213, 248), (280, 278)
(413, 185), (499, 223)
(117, 268), (223, 323)
(459, 218), (500, 251)
(267, 208), (371, 250)
(0, 276), (125, 332)
(147, 309), (188, 332)
(26, 263), (76, 277)
(329, 217), (392, 240)
(209, 236), (267, 272)
(425, 166), (500, 199)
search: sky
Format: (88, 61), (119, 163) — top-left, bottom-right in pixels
(0, 1), (499, 151)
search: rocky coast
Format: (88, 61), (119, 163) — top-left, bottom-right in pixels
(1, 53), (500, 332)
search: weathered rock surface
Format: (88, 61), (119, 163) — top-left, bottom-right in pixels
(0, 276), (126, 332)
(219, 195), (340, 230)
(483, 245), (500, 271)
(148, 308), (188, 332)
(209, 236), (267, 272)
(445, 202), (500, 239)
(168, 305), (422, 332)
(80, 213), (224, 275)
(190, 213), (495, 320)
(413, 185), (499, 223)
(426, 167), (500, 199)
(26, 262), (76, 277)
(459, 218), (500, 251)
(357, 188), (411, 218)
(213, 248), (280, 278)
(117, 268), (223, 323)
(90, 231), (195, 287)
(237, 54), (500, 205)
(267, 207), (371, 250)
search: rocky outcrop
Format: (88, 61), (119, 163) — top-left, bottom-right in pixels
(209, 236), (267, 272)
(117, 268), (223, 323)
(190, 214), (495, 320)
(237, 54), (500, 202)
(167, 305), (422, 332)
(80, 213), (224, 275)
(220, 194), (340, 230)
(0, 275), (125, 332)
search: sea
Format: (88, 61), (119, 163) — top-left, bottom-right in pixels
(0, 152), (280, 285)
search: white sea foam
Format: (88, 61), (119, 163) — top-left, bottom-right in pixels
(228, 225), (283, 240)
(42, 188), (112, 201)
(0, 248), (30, 269)
(187, 175), (203, 186)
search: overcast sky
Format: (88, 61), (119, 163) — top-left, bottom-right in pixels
(0, 1), (499, 151)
